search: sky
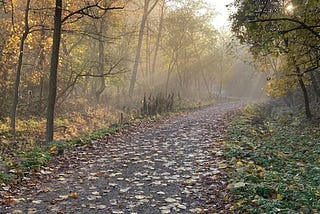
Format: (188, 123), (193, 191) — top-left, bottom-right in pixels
(206, 0), (234, 30)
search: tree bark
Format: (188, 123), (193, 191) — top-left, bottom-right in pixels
(38, 28), (46, 113)
(95, 19), (106, 103)
(128, 0), (149, 96)
(10, 0), (31, 134)
(165, 53), (176, 94)
(150, 0), (165, 80)
(310, 70), (320, 98)
(296, 66), (312, 118)
(46, 0), (62, 142)
(190, 38), (211, 98)
(129, 0), (158, 96)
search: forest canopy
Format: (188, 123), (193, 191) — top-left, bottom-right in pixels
(229, 0), (320, 118)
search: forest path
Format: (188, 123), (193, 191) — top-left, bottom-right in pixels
(2, 101), (243, 214)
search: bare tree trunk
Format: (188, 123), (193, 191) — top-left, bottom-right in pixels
(95, 19), (106, 103)
(165, 55), (176, 94)
(128, 0), (149, 96)
(145, 20), (151, 85)
(129, 0), (159, 96)
(38, 28), (46, 113)
(190, 39), (211, 98)
(46, 0), (62, 142)
(150, 0), (165, 80)
(10, 0), (31, 134)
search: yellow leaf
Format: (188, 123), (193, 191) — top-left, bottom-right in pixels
(257, 166), (263, 171)
(315, 192), (320, 197)
(236, 199), (243, 206)
(218, 163), (228, 169)
(231, 157), (237, 162)
(236, 161), (244, 167)
(277, 193), (283, 200)
(248, 161), (255, 167)
(68, 192), (78, 199)
(278, 151), (286, 158)
(288, 185), (296, 190)
(183, 179), (195, 185)
(6, 160), (14, 166)
(50, 145), (57, 154)
(258, 171), (265, 178)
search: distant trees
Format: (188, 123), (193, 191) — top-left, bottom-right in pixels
(230, 0), (320, 118)
(0, 0), (249, 142)
(161, 1), (218, 97)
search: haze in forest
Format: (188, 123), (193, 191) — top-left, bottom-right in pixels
(0, 0), (266, 142)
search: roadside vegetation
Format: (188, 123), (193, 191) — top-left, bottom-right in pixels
(225, 101), (320, 213)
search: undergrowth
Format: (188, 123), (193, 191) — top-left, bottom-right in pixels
(225, 104), (320, 213)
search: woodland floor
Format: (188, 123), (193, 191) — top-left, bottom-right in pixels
(1, 101), (243, 214)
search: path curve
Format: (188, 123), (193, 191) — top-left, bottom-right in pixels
(1, 101), (243, 214)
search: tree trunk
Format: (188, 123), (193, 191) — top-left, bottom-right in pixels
(145, 20), (150, 84)
(10, 0), (31, 134)
(46, 0), (62, 142)
(296, 66), (312, 118)
(310, 70), (320, 98)
(165, 55), (176, 94)
(128, 0), (149, 96)
(38, 28), (46, 113)
(129, 0), (159, 96)
(190, 39), (211, 98)
(95, 20), (106, 103)
(150, 0), (165, 80)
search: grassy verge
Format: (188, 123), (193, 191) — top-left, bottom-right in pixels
(224, 104), (320, 213)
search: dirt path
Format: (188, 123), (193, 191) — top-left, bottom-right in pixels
(1, 101), (243, 214)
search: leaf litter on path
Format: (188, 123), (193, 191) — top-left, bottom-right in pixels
(1, 102), (243, 213)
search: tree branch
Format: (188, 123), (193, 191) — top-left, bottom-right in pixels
(78, 58), (126, 78)
(62, 3), (124, 23)
(249, 17), (320, 39)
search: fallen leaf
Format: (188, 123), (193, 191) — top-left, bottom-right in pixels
(135, 195), (145, 200)
(32, 200), (42, 204)
(276, 193), (283, 200)
(164, 197), (176, 203)
(59, 195), (69, 199)
(68, 192), (78, 199)
(227, 182), (246, 189)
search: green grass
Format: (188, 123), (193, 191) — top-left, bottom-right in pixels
(225, 104), (320, 213)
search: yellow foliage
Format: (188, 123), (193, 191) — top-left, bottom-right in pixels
(0, 119), (10, 132)
(265, 76), (297, 97)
